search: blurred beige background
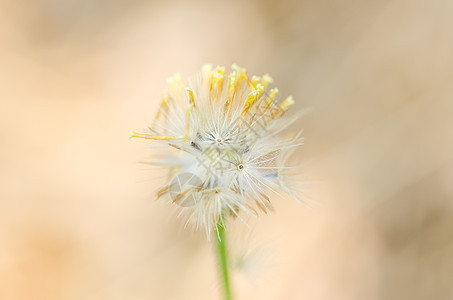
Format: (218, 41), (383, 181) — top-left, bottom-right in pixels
(1, 0), (453, 299)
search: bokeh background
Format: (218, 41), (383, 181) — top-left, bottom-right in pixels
(1, 0), (453, 299)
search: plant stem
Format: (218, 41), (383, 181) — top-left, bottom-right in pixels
(216, 218), (232, 300)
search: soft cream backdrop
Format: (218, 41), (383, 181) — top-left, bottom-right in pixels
(1, 0), (452, 299)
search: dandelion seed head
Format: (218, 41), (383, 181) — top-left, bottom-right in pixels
(132, 64), (303, 237)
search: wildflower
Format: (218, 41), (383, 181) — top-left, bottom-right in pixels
(131, 64), (303, 237)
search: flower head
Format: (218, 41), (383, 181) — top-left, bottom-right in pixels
(132, 64), (303, 237)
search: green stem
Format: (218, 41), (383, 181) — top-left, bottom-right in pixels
(216, 218), (233, 300)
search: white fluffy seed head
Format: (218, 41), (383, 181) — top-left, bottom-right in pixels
(132, 64), (303, 238)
